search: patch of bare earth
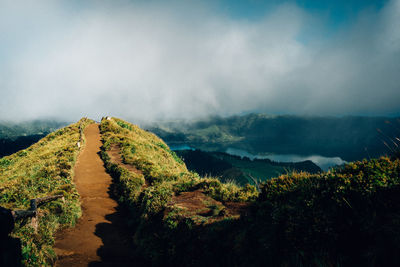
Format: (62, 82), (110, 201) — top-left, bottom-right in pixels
(166, 189), (250, 225)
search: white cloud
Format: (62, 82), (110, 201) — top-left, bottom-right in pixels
(0, 0), (399, 122)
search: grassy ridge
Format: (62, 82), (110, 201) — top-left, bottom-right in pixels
(100, 118), (257, 203)
(99, 118), (258, 264)
(0, 118), (93, 266)
(102, 117), (400, 266)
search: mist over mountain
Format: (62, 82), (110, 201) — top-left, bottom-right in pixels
(2, 1), (400, 266)
(148, 113), (400, 162)
(0, 120), (68, 157)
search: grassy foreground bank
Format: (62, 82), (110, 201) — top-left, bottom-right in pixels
(0, 118), (93, 266)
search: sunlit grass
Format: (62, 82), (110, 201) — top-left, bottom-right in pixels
(0, 118), (93, 266)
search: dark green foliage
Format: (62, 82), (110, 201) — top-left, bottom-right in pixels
(249, 157), (400, 266)
(0, 158), (12, 168)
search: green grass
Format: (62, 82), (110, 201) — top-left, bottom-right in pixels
(0, 118), (93, 266)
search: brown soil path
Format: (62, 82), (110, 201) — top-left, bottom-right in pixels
(54, 124), (135, 266)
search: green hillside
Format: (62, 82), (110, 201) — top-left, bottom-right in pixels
(0, 118), (93, 266)
(101, 118), (400, 266)
(1, 117), (399, 266)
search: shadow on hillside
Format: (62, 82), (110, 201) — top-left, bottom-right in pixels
(89, 159), (148, 266)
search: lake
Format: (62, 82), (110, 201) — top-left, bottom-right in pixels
(225, 148), (346, 171)
(169, 144), (346, 171)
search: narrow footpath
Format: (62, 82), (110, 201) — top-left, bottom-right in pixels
(54, 124), (135, 266)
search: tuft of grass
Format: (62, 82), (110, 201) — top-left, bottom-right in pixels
(116, 120), (132, 131)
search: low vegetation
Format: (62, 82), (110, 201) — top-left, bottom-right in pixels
(249, 156), (400, 266)
(0, 118), (93, 266)
(102, 117), (400, 266)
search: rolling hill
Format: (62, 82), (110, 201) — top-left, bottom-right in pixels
(1, 117), (399, 266)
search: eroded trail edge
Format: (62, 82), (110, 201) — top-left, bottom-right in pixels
(54, 124), (134, 266)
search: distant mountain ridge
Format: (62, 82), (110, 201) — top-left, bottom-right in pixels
(0, 120), (68, 139)
(176, 149), (322, 185)
(147, 113), (400, 161)
(0, 120), (68, 157)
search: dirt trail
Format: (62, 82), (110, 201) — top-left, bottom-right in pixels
(54, 124), (135, 266)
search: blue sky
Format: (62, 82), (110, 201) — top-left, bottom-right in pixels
(215, 0), (387, 24)
(0, 0), (399, 121)
(216, 0), (389, 43)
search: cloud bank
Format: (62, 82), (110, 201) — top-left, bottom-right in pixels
(0, 0), (399, 122)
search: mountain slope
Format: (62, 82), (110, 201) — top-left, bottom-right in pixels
(0, 118), (93, 266)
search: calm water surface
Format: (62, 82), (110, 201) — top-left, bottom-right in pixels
(169, 145), (346, 171)
(225, 148), (346, 171)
